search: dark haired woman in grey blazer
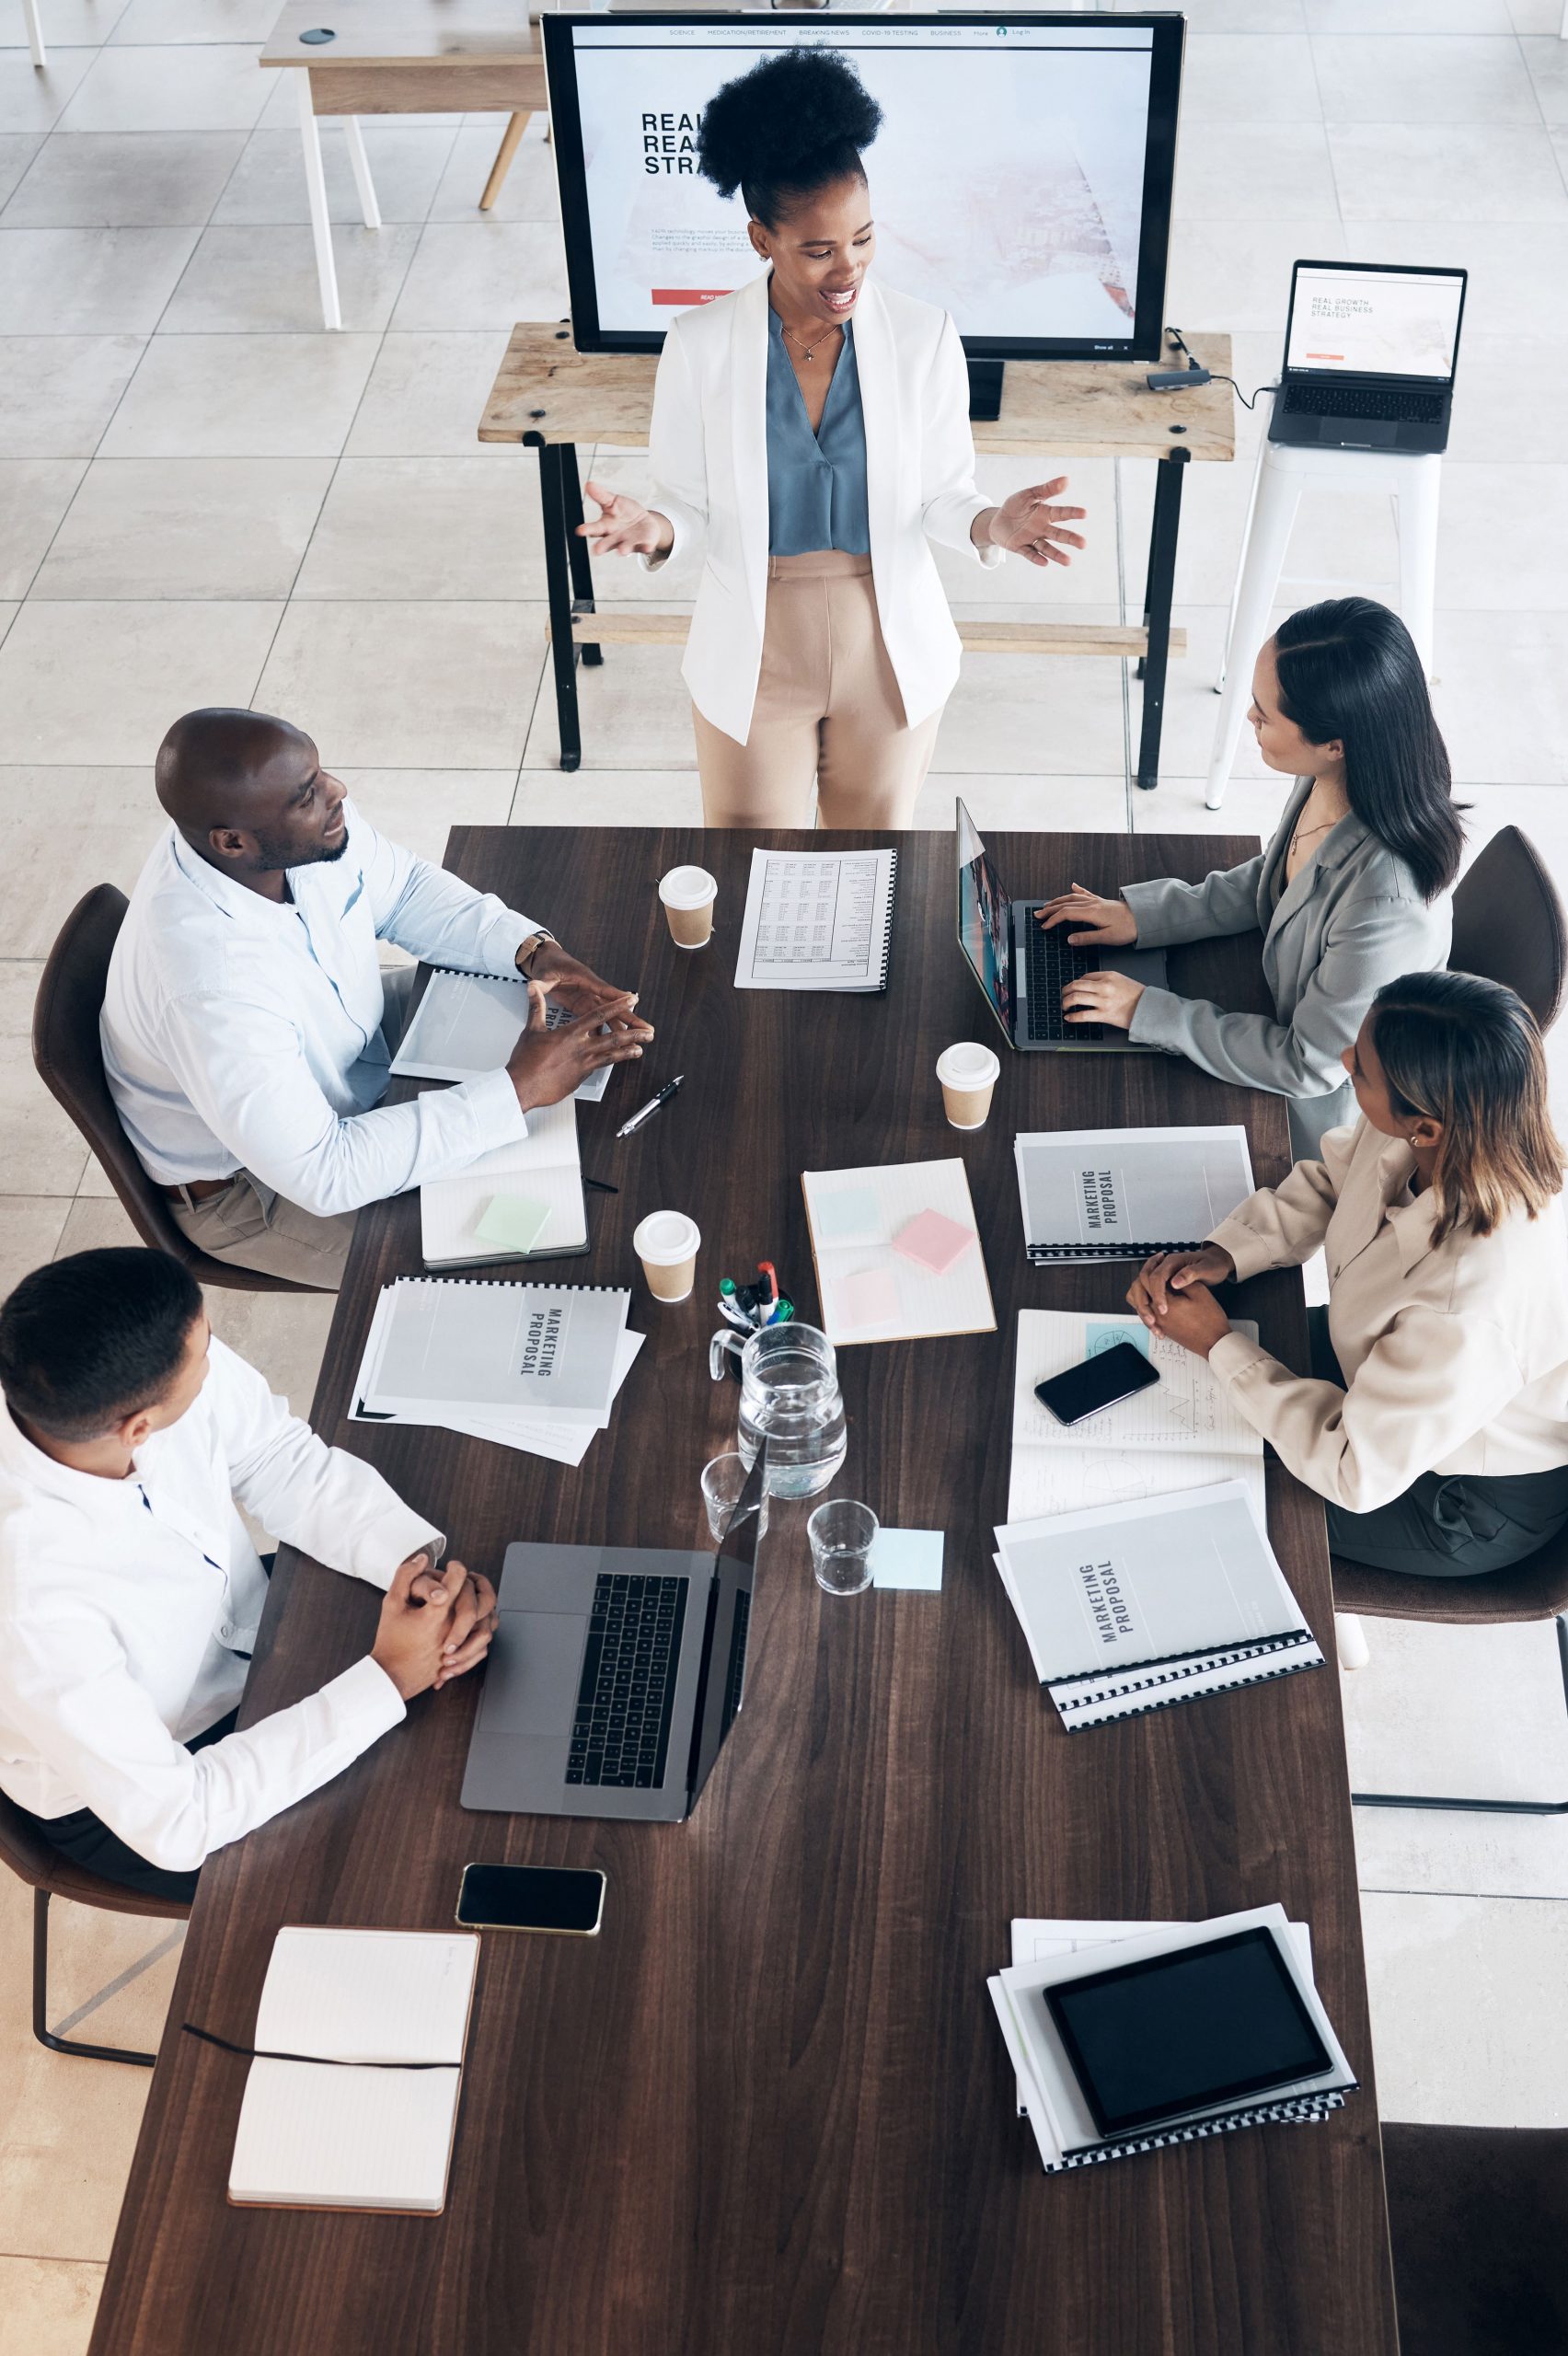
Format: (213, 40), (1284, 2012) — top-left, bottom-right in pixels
(1039, 598), (1461, 1157)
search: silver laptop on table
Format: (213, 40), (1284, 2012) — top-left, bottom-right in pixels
(460, 1453), (766, 1822)
(1269, 259), (1467, 454)
(955, 797), (1166, 1053)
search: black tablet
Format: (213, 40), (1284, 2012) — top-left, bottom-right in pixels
(1044, 1926), (1334, 2138)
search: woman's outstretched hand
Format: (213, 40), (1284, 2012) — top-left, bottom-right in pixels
(578, 478), (674, 560)
(978, 477), (1088, 567)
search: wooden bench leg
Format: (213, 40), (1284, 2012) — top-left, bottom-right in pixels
(480, 111), (529, 212)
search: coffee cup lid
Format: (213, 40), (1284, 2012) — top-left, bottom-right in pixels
(633, 1210), (700, 1264)
(937, 1042), (1001, 1086)
(658, 866), (718, 909)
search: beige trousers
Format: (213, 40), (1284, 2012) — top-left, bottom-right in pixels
(693, 550), (944, 828)
(169, 1172), (356, 1289)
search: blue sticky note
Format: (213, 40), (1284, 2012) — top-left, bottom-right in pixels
(871, 1529), (944, 1591)
(813, 1185), (882, 1246)
(1087, 1319), (1148, 1361)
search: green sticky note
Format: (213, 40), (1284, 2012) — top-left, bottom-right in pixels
(475, 1195), (551, 1254)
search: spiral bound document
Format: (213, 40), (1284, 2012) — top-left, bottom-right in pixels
(988, 1905), (1357, 2175)
(1014, 1126), (1254, 1265)
(390, 967), (611, 1103)
(993, 1481), (1324, 1732)
(734, 848), (897, 992)
(353, 1276), (630, 1419)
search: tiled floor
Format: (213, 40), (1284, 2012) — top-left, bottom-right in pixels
(3, 1), (1568, 2345)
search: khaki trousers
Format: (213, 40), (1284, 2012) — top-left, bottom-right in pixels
(693, 550), (943, 829)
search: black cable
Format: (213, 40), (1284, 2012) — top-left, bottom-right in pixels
(181, 2022), (456, 2071)
(1164, 327), (1274, 410)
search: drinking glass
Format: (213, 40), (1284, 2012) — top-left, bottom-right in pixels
(700, 1453), (769, 1544)
(808, 1499), (878, 1597)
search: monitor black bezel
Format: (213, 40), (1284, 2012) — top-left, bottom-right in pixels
(1044, 1925), (1335, 2138)
(542, 10), (1186, 361)
(1281, 256), (1470, 391)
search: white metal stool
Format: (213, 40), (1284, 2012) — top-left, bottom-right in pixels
(22, 0), (46, 67)
(1205, 429), (1443, 810)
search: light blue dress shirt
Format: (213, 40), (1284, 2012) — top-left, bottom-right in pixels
(766, 307), (870, 557)
(101, 804), (545, 1217)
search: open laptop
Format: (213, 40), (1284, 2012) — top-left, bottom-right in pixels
(460, 1452), (766, 1822)
(1270, 259), (1467, 454)
(955, 797), (1167, 1052)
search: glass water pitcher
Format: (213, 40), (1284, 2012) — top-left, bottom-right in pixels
(708, 1321), (847, 1498)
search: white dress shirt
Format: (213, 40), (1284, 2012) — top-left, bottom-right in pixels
(101, 803), (546, 1217)
(642, 275), (1002, 745)
(0, 1337), (442, 1874)
(1208, 1119), (1568, 1513)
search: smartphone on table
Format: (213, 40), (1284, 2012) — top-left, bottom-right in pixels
(1034, 1342), (1160, 1427)
(455, 1863), (606, 1935)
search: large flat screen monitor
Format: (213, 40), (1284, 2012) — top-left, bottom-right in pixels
(542, 12), (1186, 361)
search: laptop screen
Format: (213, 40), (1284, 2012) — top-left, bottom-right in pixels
(955, 798), (1017, 1044)
(686, 1449), (767, 1806)
(1286, 262), (1465, 383)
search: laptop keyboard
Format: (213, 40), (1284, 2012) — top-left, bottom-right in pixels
(1282, 383), (1445, 424)
(1025, 917), (1103, 1043)
(566, 1572), (687, 1789)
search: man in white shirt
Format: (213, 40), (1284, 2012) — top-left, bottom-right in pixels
(0, 1247), (500, 1902)
(101, 708), (653, 1286)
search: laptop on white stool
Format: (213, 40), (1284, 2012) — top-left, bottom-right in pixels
(1269, 259), (1467, 455)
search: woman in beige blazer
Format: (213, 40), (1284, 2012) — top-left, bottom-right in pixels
(1126, 970), (1568, 1577)
(1037, 598), (1460, 1159)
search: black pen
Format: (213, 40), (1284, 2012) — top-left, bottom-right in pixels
(615, 1075), (684, 1139)
(583, 1176), (618, 1194)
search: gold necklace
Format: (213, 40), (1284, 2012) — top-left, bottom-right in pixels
(779, 318), (842, 364)
(1288, 817), (1335, 860)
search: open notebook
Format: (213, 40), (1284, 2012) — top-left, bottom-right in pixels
(227, 1928), (478, 2214)
(1009, 1309), (1266, 1524)
(801, 1159), (996, 1345)
(420, 1097), (588, 1270)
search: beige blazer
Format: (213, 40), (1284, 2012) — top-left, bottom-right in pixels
(1205, 1119), (1568, 1513)
(642, 274), (1001, 745)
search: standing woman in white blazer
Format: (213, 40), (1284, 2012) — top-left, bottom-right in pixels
(576, 49), (1088, 827)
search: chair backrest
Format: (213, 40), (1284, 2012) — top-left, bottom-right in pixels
(0, 1780), (190, 1921)
(1449, 826), (1567, 1034)
(1382, 2122), (1568, 2356)
(0, 1780), (65, 1895)
(30, 884), (311, 1295)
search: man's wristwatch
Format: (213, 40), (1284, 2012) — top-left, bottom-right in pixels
(515, 930), (555, 976)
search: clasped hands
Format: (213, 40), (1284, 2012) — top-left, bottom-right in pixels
(1124, 1244), (1238, 1359)
(372, 1551), (501, 1702)
(507, 939), (654, 1111)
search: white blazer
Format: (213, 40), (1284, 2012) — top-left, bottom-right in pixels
(644, 273), (1002, 745)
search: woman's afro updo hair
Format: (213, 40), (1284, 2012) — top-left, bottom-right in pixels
(696, 49), (883, 227)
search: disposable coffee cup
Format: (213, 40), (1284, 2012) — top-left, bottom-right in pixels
(936, 1042), (1001, 1130)
(633, 1209), (700, 1303)
(658, 865), (718, 950)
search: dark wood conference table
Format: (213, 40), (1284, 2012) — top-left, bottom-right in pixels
(92, 827), (1398, 2356)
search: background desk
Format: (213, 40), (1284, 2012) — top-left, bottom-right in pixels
(91, 829), (1396, 2356)
(479, 328), (1235, 791)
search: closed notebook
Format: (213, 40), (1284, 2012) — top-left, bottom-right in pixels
(420, 1097), (588, 1269)
(1014, 1126), (1254, 1265)
(227, 1928), (478, 2214)
(359, 1276), (629, 1418)
(390, 967), (611, 1103)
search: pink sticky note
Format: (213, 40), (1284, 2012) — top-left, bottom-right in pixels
(838, 1265), (901, 1332)
(892, 1209), (974, 1276)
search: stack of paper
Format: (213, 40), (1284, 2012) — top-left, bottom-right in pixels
(1014, 1126), (1254, 1265)
(351, 1276), (640, 1466)
(228, 1928), (478, 2214)
(986, 1905), (1356, 2174)
(993, 1481), (1324, 1732)
(801, 1159), (996, 1345)
(1009, 1308), (1266, 1523)
(734, 848), (897, 992)
(420, 1097), (587, 1270)
(390, 967), (613, 1103)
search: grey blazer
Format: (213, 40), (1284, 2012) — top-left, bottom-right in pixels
(1121, 778), (1453, 1159)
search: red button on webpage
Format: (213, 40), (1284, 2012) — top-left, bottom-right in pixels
(651, 287), (732, 306)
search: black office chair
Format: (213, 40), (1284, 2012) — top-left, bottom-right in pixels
(0, 1785), (187, 2067)
(1448, 824), (1567, 1033)
(1381, 2122), (1568, 2356)
(31, 884), (324, 1295)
